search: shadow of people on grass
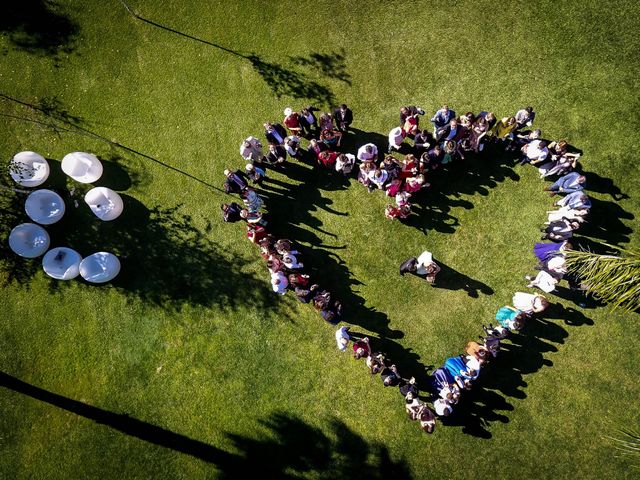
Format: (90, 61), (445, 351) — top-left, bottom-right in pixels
(583, 170), (630, 201)
(0, 371), (411, 479)
(574, 197), (634, 245)
(431, 260), (494, 298)
(441, 302), (593, 438)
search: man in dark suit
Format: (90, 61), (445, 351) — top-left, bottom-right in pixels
(413, 129), (433, 155)
(333, 104), (353, 133)
(262, 143), (287, 167)
(263, 122), (287, 145)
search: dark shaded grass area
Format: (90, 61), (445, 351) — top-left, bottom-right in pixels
(0, 371), (411, 479)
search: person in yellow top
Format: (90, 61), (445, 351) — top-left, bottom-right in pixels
(489, 116), (517, 140)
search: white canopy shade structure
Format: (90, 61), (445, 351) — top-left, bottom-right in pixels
(79, 252), (121, 283)
(8, 223), (50, 258)
(10, 151), (50, 187)
(25, 189), (66, 225)
(42, 247), (82, 280)
(61, 152), (103, 183)
(84, 187), (124, 221)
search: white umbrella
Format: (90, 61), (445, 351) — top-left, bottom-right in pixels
(61, 152), (103, 183)
(84, 187), (124, 221)
(42, 247), (82, 280)
(79, 252), (121, 283)
(25, 189), (65, 225)
(9, 151), (50, 187)
(8, 223), (50, 258)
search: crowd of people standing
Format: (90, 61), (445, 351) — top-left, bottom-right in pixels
(221, 101), (589, 434)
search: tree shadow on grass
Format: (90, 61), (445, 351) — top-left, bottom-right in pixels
(0, 0), (79, 62)
(0, 167), (279, 314)
(0, 93), (223, 192)
(290, 48), (352, 85)
(119, 1), (339, 106)
(0, 371), (411, 479)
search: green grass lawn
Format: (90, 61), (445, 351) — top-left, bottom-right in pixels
(1, 0), (640, 478)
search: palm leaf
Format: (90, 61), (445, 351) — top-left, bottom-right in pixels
(565, 243), (640, 313)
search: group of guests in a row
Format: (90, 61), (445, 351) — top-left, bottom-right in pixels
(221, 177), (345, 323)
(335, 330), (437, 432)
(235, 102), (573, 220)
(426, 292), (550, 421)
(520, 137), (589, 295)
(222, 102), (586, 434)
(425, 108), (591, 421)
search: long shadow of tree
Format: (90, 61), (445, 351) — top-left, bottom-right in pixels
(0, 371), (411, 479)
(0, 158), (279, 313)
(118, 0), (339, 105)
(0, 0), (79, 62)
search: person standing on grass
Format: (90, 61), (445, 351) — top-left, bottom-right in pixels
(333, 104), (353, 133)
(400, 105), (426, 128)
(514, 106), (535, 131)
(299, 106), (319, 137)
(223, 168), (248, 194)
(512, 291), (549, 314)
(240, 136), (263, 164)
(335, 326), (350, 351)
(357, 143), (378, 163)
(245, 164), (265, 186)
(430, 104), (456, 134)
(544, 172), (586, 195)
(399, 251), (441, 283)
(264, 122), (287, 145)
(283, 107), (303, 136)
(262, 143), (287, 167)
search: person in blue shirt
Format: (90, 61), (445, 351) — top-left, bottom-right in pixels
(495, 306), (526, 332)
(430, 104), (456, 134)
(556, 191), (591, 210)
(544, 172), (586, 196)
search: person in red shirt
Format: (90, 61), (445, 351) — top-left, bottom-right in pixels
(283, 107), (303, 136)
(318, 150), (338, 169)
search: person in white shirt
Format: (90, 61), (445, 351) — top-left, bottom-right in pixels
(335, 326), (350, 351)
(335, 153), (355, 176)
(399, 250), (441, 283)
(522, 139), (549, 164)
(525, 270), (558, 293)
(282, 252), (303, 270)
(240, 136), (263, 163)
(368, 168), (388, 191)
(512, 291), (549, 313)
(433, 398), (453, 417)
(388, 127), (406, 153)
(514, 106), (535, 130)
(357, 143), (378, 163)
(271, 271), (288, 295)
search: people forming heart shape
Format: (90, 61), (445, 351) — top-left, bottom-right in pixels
(222, 102), (588, 435)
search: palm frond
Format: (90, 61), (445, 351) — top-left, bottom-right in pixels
(565, 244), (640, 313)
